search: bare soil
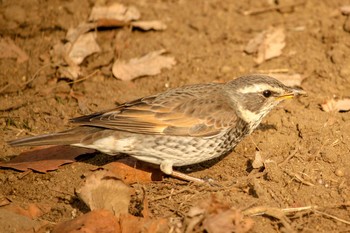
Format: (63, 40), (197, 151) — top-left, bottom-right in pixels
(1, 0), (350, 232)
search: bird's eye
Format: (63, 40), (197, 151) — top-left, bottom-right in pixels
(263, 90), (272, 98)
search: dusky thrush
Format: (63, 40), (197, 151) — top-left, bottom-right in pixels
(9, 75), (306, 183)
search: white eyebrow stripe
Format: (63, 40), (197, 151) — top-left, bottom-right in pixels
(238, 84), (282, 94)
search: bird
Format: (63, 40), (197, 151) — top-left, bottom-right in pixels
(8, 74), (306, 183)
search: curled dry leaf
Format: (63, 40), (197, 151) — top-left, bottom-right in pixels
(104, 158), (164, 184)
(66, 23), (96, 42)
(185, 196), (254, 233)
(89, 3), (140, 22)
(76, 170), (133, 216)
(112, 49), (176, 81)
(252, 151), (264, 169)
(321, 98), (350, 112)
(131, 20), (167, 31)
(245, 27), (286, 64)
(67, 32), (101, 65)
(0, 37), (29, 63)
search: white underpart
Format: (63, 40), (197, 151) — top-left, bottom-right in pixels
(72, 136), (136, 155)
(236, 104), (263, 126)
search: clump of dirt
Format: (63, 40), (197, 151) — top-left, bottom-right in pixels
(1, 0), (350, 232)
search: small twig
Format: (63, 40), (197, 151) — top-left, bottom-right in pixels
(314, 210), (350, 225)
(150, 187), (195, 201)
(66, 70), (99, 85)
(0, 83), (11, 94)
(242, 2), (305, 16)
(278, 147), (299, 167)
(5, 125), (37, 136)
(23, 64), (52, 86)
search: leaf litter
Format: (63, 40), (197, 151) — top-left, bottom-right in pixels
(112, 49), (176, 81)
(50, 2), (171, 81)
(321, 98), (350, 112)
(76, 170), (133, 216)
(244, 27), (286, 64)
(0, 146), (95, 172)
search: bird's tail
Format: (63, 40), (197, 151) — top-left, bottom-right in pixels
(8, 126), (104, 147)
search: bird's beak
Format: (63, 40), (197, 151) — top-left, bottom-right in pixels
(276, 87), (307, 101)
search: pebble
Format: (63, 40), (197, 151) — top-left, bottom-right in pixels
(335, 167), (345, 177)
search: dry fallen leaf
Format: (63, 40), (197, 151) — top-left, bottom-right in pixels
(104, 158), (164, 184)
(52, 210), (120, 233)
(321, 98), (350, 112)
(245, 27), (286, 64)
(0, 37), (29, 63)
(252, 151), (264, 169)
(89, 3), (140, 22)
(185, 196), (254, 233)
(76, 170), (133, 216)
(131, 20), (167, 31)
(67, 32), (101, 65)
(0, 146), (95, 172)
(270, 73), (304, 86)
(66, 23), (96, 42)
(112, 49), (176, 81)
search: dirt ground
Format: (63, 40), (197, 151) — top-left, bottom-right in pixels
(1, 0), (350, 232)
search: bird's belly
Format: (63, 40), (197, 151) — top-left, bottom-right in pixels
(129, 132), (240, 167)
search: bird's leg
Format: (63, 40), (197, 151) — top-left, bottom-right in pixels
(160, 161), (205, 183)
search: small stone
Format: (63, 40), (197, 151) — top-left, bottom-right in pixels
(335, 167), (345, 177)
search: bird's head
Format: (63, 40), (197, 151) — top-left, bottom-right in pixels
(224, 75), (306, 128)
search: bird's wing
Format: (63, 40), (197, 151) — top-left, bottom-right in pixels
(71, 85), (238, 137)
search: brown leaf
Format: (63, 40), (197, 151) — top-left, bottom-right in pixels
(67, 32), (101, 65)
(52, 209), (120, 233)
(321, 98), (350, 112)
(104, 158), (164, 184)
(112, 49), (176, 81)
(76, 170), (133, 216)
(131, 20), (167, 31)
(185, 196), (254, 233)
(66, 23), (96, 42)
(89, 3), (140, 22)
(0, 146), (95, 172)
(245, 27), (286, 64)
(0, 37), (29, 63)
